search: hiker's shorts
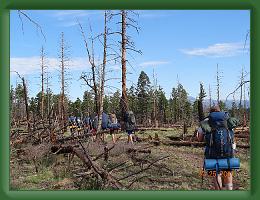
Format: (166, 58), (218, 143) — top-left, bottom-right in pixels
(127, 130), (133, 135)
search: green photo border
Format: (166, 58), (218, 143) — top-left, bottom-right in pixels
(0, 0), (258, 199)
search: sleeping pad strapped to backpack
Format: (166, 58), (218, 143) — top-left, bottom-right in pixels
(204, 112), (234, 159)
(108, 113), (121, 130)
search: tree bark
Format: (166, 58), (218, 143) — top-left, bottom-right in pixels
(97, 11), (108, 131)
(21, 77), (30, 133)
(40, 46), (45, 119)
(121, 10), (128, 118)
(60, 32), (66, 133)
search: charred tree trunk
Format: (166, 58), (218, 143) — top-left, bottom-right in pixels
(121, 10), (128, 118)
(97, 11), (108, 131)
(22, 77), (30, 133)
(216, 64), (220, 105)
(209, 84), (212, 109)
(40, 46), (45, 119)
(60, 32), (66, 133)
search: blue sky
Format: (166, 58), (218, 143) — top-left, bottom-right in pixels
(10, 10), (250, 101)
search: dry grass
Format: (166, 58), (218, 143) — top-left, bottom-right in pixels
(10, 128), (250, 190)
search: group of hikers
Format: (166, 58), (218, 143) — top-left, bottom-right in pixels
(68, 105), (240, 190)
(68, 111), (136, 144)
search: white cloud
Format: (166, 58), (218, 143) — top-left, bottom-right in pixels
(10, 56), (90, 75)
(139, 61), (170, 67)
(139, 10), (174, 19)
(52, 10), (102, 27)
(181, 42), (248, 57)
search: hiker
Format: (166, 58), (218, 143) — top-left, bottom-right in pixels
(197, 105), (239, 190)
(76, 116), (84, 135)
(100, 112), (110, 141)
(89, 113), (98, 140)
(68, 116), (76, 134)
(108, 112), (121, 143)
(125, 111), (136, 144)
(83, 115), (91, 133)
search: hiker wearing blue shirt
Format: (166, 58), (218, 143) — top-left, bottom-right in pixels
(197, 105), (239, 190)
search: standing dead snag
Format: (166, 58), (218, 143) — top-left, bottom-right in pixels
(216, 64), (223, 106)
(12, 71), (30, 133)
(40, 46), (47, 119)
(121, 10), (128, 116)
(78, 12), (107, 131)
(108, 10), (142, 122)
(59, 32), (70, 134)
(97, 11), (108, 131)
(22, 77), (30, 134)
(208, 84), (212, 109)
(78, 19), (100, 116)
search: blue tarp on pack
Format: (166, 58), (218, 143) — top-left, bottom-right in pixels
(102, 112), (109, 130)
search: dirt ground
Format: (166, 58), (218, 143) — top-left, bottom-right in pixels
(10, 129), (250, 190)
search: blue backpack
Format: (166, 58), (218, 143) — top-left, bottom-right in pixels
(204, 112), (234, 159)
(101, 112), (109, 130)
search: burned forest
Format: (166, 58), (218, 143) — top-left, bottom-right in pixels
(10, 10), (250, 190)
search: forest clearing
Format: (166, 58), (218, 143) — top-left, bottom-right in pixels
(10, 10), (250, 190)
(10, 125), (250, 190)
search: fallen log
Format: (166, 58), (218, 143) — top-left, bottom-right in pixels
(127, 148), (151, 154)
(56, 129), (123, 143)
(148, 177), (181, 183)
(167, 135), (194, 141)
(136, 128), (170, 132)
(51, 144), (125, 189)
(162, 140), (250, 149)
(163, 140), (204, 147)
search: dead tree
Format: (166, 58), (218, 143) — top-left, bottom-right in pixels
(121, 10), (128, 116)
(97, 11), (108, 131)
(40, 46), (47, 119)
(225, 67), (249, 126)
(22, 77), (30, 133)
(78, 20), (100, 114)
(12, 71), (30, 133)
(216, 64), (221, 105)
(152, 69), (158, 126)
(78, 11), (110, 132)
(208, 84), (212, 109)
(109, 10), (142, 121)
(59, 32), (70, 133)
(239, 67), (244, 109)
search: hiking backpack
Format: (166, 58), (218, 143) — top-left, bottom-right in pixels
(108, 114), (121, 130)
(125, 111), (136, 131)
(90, 114), (98, 130)
(101, 112), (109, 130)
(204, 111), (234, 159)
